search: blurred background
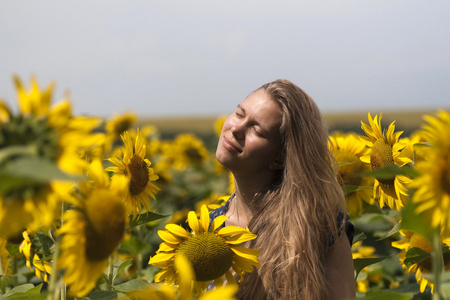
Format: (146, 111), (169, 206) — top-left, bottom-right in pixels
(1, 0), (449, 136)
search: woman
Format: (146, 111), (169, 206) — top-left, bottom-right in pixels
(212, 79), (355, 299)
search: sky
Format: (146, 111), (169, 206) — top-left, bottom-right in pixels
(1, 1), (449, 119)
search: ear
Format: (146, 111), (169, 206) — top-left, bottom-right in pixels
(269, 152), (285, 170)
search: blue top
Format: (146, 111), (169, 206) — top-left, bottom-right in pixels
(209, 195), (355, 246)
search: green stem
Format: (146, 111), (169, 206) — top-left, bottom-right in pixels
(106, 255), (115, 291)
(12, 257), (18, 287)
(60, 281), (66, 300)
(47, 240), (60, 300)
(432, 227), (444, 300)
(47, 202), (67, 300)
(136, 225), (143, 277)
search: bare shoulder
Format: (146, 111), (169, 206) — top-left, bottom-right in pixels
(325, 232), (356, 300)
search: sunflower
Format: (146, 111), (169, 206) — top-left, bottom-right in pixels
(0, 76), (105, 238)
(13, 75), (54, 116)
(360, 113), (412, 211)
(106, 112), (137, 143)
(106, 128), (160, 217)
(19, 229), (52, 282)
(57, 159), (128, 297)
(149, 205), (260, 292)
(114, 125), (161, 162)
(392, 229), (450, 293)
(161, 134), (210, 172)
(409, 110), (450, 230)
(329, 132), (374, 216)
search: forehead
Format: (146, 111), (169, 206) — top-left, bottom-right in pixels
(240, 89), (283, 129)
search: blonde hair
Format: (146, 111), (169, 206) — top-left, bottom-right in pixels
(237, 79), (346, 299)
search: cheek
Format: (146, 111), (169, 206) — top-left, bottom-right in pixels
(247, 137), (274, 155)
(220, 116), (233, 134)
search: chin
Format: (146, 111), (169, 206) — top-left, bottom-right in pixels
(215, 151), (233, 170)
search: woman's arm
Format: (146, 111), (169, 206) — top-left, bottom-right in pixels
(325, 232), (356, 300)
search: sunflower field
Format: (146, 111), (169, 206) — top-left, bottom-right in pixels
(0, 76), (450, 300)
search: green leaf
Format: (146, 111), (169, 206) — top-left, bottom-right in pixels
(119, 237), (149, 256)
(378, 222), (401, 240)
(113, 258), (135, 281)
(341, 185), (372, 196)
(361, 164), (419, 179)
(360, 290), (414, 300)
(352, 213), (393, 233)
(113, 278), (149, 293)
(5, 244), (20, 257)
(352, 232), (367, 245)
(0, 146), (36, 165)
(403, 247), (431, 268)
(336, 162), (355, 167)
(353, 256), (389, 281)
(0, 283), (44, 300)
(128, 211), (169, 229)
(3, 157), (81, 182)
(400, 200), (433, 241)
(88, 290), (118, 300)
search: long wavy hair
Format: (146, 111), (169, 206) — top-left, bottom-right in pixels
(236, 79), (346, 299)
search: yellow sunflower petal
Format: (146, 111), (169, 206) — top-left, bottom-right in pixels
(233, 255), (258, 272)
(199, 205), (210, 233)
(211, 215), (228, 232)
(157, 242), (178, 253)
(230, 246), (260, 265)
(225, 269), (238, 285)
(154, 266), (176, 283)
(158, 230), (182, 245)
(187, 211), (200, 233)
(149, 252), (176, 265)
(198, 284), (238, 300)
(165, 224), (191, 239)
(174, 254), (195, 300)
(217, 226), (249, 237)
(223, 232), (257, 245)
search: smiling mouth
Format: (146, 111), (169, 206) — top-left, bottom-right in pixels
(223, 137), (242, 153)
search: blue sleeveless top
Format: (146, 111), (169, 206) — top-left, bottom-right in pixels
(209, 195), (355, 246)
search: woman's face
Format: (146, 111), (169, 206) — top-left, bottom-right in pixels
(216, 88), (283, 176)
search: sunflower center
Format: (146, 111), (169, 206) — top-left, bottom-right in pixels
(335, 151), (364, 187)
(127, 154), (149, 196)
(84, 190), (126, 261)
(184, 147), (203, 164)
(177, 232), (234, 282)
(114, 120), (133, 138)
(370, 138), (395, 185)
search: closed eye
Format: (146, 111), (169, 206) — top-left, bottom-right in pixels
(253, 126), (265, 137)
(235, 111), (244, 118)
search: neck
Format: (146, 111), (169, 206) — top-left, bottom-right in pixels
(231, 171), (276, 222)
(233, 170), (275, 205)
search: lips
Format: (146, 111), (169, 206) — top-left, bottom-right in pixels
(222, 137), (242, 153)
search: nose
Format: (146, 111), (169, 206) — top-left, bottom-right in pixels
(231, 123), (245, 140)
